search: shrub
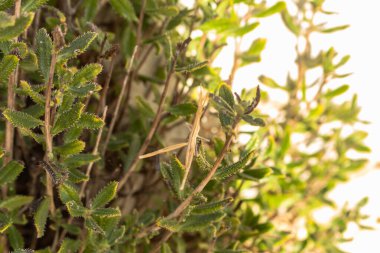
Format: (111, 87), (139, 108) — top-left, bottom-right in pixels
(0, 0), (370, 252)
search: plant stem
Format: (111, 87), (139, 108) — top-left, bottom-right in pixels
(136, 119), (239, 241)
(44, 45), (58, 214)
(117, 48), (181, 192)
(102, 46), (138, 156)
(79, 106), (108, 199)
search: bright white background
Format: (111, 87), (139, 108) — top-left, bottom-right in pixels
(183, 0), (380, 252)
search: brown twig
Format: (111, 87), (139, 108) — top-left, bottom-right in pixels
(43, 39), (58, 213)
(117, 38), (191, 192)
(136, 119), (239, 240)
(102, 46), (138, 156)
(79, 106), (108, 199)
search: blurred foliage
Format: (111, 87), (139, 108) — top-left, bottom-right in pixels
(0, 0), (370, 252)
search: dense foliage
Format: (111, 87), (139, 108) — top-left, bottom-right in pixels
(0, 0), (370, 252)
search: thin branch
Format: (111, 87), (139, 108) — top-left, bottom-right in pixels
(117, 38), (191, 192)
(44, 44), (58, 214)
(102, 46), (138, 156)
(79, 106), (108, 199)
(97, 55), (116, 114)
(136, 119), (239, 239)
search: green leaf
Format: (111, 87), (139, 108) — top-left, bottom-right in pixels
(0, 55), (19, 85)
(0, 160), (24, 186)
(54, 140), (85, 157)
(57, 32), (97, 62)
(214, 151), (255, 180)
(35, 28), (52, 82)
(0, 11), (14, 28)
(0, 13), (34, 41)
(156, 217), (181, 232)
(325, 85), (349, 99)
(146, 6), (179, 17)
(3, 109), (43, 129)
(91, 208), (121, 217)
(161, 243), (173, 253)
(90, 181), (118, 209)
(52, 103), (84, 135)
(6, 225), (24, 249)
(180, 211), (226, 232)
(192, 198), (233, 215)
(84, 216), (105, 234)
(66, 201), (88, 217)
(231, 22), (259, 37)
(219, 84), (235, 108)
(160, 156), (185, 199)
(58, 183), (81, 204)
(83, 0), (98, 21)
(67, 168), (89, 183)
(34, 197), (50, 238)
(107, 225), (125, 245)
(241, 115), (266, 126)
(240, 38), (267, 66)
(321, 25), (350, 33)
(68, 82), (102, 97)
(75, 113), (104, 129)
(57, 238), (81, 253)
(109, 0), (137, 21)
(281, 9), (300, 35)
(254, 2), (286, 18)
(71, 63), (103, 86)
(22, 0), (48, 12)
(0, 195), (33, 211)
(63, 154), (100, 168)
(258, 75), (286, 90)
(0, 0), (15, 11)
(175, 61), (208, 72)
(0, 212), (12, 233)
(168, 103), (197, 116)
(19, 81), (45, 105)
(239, 168), (272, 180)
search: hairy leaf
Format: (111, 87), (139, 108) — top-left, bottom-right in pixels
(58, 183), (81, 204)
(91, 208), (121, 217)
(66, 201), (88, 217)
(35, 28), (52, 82)
(214, 151), (256, 180)
(22, 0), (48, 12)
(3, 109), (43, 129)
(0, 13), (33, 41)
(57, 32), (97, 62)
(0, 160), (24, 186)
(0, 195), (33, 211)
(75, 113), (104, 129)
(90, 181), (118, 209)
(175, 60), (208, 72)
(52, 103), (84, 135)
(71, 63), (103, 86)
(54, 140), (85, 157)
(6, 225), (24, 249)
(34, 197), (50, 238)
(191, 198), (233, 215)
(19, 81), (45, 105)
(0, 55), (19, 84)
(109, 0), (137, 21)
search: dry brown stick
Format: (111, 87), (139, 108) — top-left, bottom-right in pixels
(44, 45), (58, 214)
(117, 39), (189, 192)
(102, 46), (138, 156)
(97, 56), (115, 114)
(3, 0), (21, 168)
(79, 106), (108, 198)
(136, 120), (239, 240)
